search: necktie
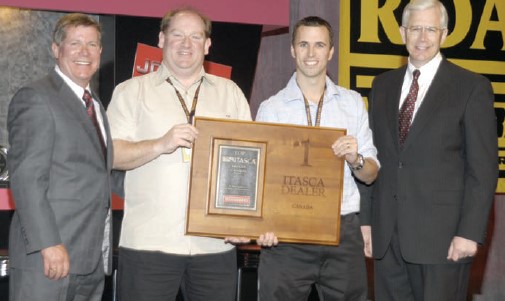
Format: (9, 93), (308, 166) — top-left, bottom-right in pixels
(398, 69), (420, 146)
(82, 90), (106, 157)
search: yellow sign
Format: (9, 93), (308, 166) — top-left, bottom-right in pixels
(339, 0), (505, 192)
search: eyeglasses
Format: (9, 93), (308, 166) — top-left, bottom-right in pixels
(404, 26), (444, 36)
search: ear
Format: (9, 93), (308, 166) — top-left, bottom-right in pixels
(290, 45), (295, 59)
(328, 46), (335, 61)
(440, 28), (448, 45)
(399, 26), (407, 44)
(204, 38), (211, 55)
(51, 43), (59, 59)
(158, 31), (165, 48)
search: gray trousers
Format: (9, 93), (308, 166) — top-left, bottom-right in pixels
(9, 260), (104, 301)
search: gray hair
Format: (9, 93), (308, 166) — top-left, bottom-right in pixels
(402, 0), (448, 29)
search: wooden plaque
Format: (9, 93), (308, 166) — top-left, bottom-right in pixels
(186, 117), (346, 245)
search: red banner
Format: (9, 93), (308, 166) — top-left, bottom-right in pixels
(133, 43), (232, 79)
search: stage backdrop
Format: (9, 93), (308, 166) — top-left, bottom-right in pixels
(0, 0), (289, 27)
(338, 0), (505, 192)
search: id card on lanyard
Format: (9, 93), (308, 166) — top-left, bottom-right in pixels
(303, 88), (325, 127)
(166, 76), (203, 162)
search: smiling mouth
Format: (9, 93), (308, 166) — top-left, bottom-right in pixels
(305, 60), (318, 66)
(414, 43), (431, 50)
(75, 61), (91, 65)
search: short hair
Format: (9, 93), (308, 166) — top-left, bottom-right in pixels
(160, 7), (212, 38)
(52, 13), (101, 45)
(292, 16), (334, 47)
(402, 0), (448, 29)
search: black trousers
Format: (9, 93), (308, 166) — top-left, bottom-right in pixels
(117, 248), (237, 301)
(258, 213), (367, 301)
(374, 229), (472, 301)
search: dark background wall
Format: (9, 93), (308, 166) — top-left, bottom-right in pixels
(99, 15), (262, 108)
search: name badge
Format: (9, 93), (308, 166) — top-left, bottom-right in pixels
(182, 147), (192, 162)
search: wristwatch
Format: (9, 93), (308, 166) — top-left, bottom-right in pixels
(348, 153), (365, 171)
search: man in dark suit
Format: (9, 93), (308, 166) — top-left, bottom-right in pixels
(7, 13), (112, 301)
(361, 1), (498, 300)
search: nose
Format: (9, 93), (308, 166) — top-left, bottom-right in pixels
(78, 44), (90, 55)
(181, 36), (191, 47)
(419, 29), (429, 40)
(308, 45), (315, 57)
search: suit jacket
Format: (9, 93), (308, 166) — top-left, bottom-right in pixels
(362, 59), (498, 264)
(7, 70), (113, 275)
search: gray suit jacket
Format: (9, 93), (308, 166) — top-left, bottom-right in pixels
(362, 59), (498, 264)
(7, 70), (113, 275)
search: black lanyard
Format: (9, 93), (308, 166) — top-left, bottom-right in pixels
(302, 89), (325, 127)
(166, 77), (203, 124)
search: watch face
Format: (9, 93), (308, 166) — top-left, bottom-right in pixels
(0, 146), (7, 181)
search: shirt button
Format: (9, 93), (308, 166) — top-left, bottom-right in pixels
(398, 162), (404, 168)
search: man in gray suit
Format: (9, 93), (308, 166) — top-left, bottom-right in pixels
(7, 13), (112, 301)
(361, 0), (498, 300)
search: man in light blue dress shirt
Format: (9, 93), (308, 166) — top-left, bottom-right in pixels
(255, 16), (379, 300)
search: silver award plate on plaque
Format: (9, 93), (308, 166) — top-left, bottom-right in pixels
(214, 145), (260, 211)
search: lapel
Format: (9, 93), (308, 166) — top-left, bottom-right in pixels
(401, 59), (451, 151)
(93, 92), (114, 171)
(382, 66), (407, 152)
(48, 71), (108, 165)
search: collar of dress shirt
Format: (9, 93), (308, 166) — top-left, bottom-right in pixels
(406, 52), (443, 85)
(54, 65), (90, 104)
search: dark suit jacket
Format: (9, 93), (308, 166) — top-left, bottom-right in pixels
(7, 70), (113, 275)
(361, 59), (498, 264)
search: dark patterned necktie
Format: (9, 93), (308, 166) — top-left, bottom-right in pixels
(398, 69), (420, 146)
(83, 90), (106, 157)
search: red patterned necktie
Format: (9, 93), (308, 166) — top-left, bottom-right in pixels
(82, 90), (106, 157)
(398, 69), (420, 146)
